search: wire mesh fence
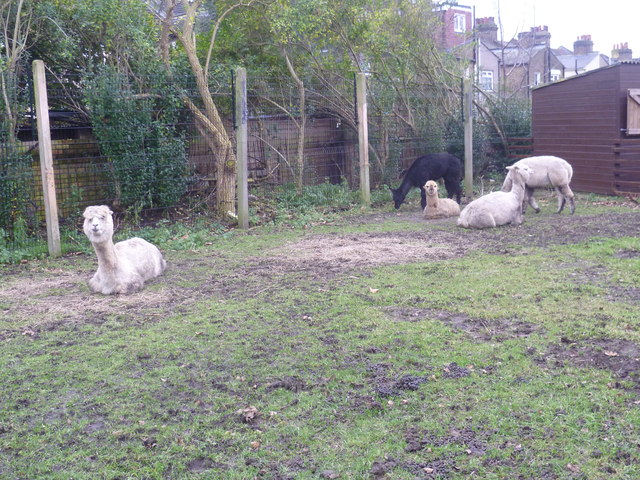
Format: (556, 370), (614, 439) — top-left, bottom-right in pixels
(0, 66), (531, 259)
(243, 75), (359, 197)
(366, 76), (465, 189)
(1, 69), (364, 256)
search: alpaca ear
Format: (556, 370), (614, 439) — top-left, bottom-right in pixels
(506, 166), (514, 172)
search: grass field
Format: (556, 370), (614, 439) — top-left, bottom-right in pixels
(1, 193), (639, 479)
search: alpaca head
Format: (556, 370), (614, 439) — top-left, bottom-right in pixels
(506, 164), (533, 185)
(390, 187), (404, 209)
(83, 205), (114, 243)
(424, 180), (439, 197)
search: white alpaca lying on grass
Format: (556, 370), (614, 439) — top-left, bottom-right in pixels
(502, 155), (575, 214)
(423, 180), (460, 219)
(458, 164), (533, 229)
(83, 205), (166, 295)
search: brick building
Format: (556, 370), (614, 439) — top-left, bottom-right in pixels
(474, 17), (628, 98)
(433, 2), (473, 52)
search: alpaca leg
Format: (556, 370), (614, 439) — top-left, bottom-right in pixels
(486, 215), (497, 228)
(89, 270), (117, 295)
(111, 277), (144, 295)
(444, 177), (461, 204)
(556, 187), (566, 213)
(557, 184), (575, 214)
(420, 187), (427, 209)
(513, 210), (525, 225)
(525, 186), (540, 213)
(473, 212), (496, 229)
(123, 279), (144, 294)
(88, 274), (102, 294)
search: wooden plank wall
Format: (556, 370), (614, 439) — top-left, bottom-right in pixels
(532, 63), (640, 195)
(613, 139), (640, 194)
(188, 116), (356, 188)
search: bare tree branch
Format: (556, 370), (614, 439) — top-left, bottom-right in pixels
(204, 0), (265, 78)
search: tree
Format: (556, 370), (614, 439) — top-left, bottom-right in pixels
(1, 0), (36, 146)
(31, 0), (159, 77)
(266, 0), (337, 194)
(266, 1), (465, 178)
(157, 0), (263, 217)
(1, 0), (39, 234)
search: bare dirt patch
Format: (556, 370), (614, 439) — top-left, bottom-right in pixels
(276, 231), (467, 268)
(384, 307), (538, 342)
(1, 205), (639, 478)
(1, 209), (638, 340)
(540, 338), (640, 387)
(267, 209), (640, 270)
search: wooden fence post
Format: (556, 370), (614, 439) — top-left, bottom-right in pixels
(355, 73), (371, 205)
(463, 72), (474, 198)
(234, 67), (249, 230)
(32, 60), (61, 257)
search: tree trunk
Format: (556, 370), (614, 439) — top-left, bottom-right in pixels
(295, 82), (306, 194)
(284, 52), (306, 194)
(182, 43), (236, 216)
(159, 0), (236, 218)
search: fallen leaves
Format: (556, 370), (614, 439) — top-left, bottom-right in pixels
(566, 463), (581, 473)
(321, 470), (340, 479)
(237, 405), (260, 423)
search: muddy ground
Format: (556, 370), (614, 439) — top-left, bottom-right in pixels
(2, 203), (639, 373)
(1, 201), (639, 478)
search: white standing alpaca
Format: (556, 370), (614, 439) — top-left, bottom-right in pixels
(458, 164), (533, 229)
(423, 180), (460, 219)
(502, 155), (575, 214)
(83, 205), (166, 295)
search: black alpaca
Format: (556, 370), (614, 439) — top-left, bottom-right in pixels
(391, 153), (463, 209)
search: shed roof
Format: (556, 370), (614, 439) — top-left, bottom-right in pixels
(533, 61), (640, 91)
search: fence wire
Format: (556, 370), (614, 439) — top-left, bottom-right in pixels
(1, 68), (529, 257)
(243, 76), (359, 197)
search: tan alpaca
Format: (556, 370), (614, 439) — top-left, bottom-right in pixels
(83, 205), (166, 295)
(423, 180), (460, 219)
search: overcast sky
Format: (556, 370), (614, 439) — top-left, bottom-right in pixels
(468, 0), (640, 56)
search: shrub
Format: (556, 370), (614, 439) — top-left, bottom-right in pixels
(0, 147), (35, 242)
(83, 68), (189, 209)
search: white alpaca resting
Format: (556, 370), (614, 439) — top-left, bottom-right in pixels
(457, 164), (533, 229)
(83, 205), (166, 295)
(502, 155), (575, 214)
(423, 180), (460, 219)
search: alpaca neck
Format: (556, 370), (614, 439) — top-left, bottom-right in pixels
(92, 238), (118, 271)
(398, 177), (413, 198)
(427, 195), (439, 207)
(510, 177), (527, 201)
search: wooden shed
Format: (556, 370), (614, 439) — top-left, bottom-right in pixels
(532, 62), (640, 195)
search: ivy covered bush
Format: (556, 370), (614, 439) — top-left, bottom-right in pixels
(83, 68), (189, 209)
(0, 146), (34, 242)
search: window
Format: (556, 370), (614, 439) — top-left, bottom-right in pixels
(453, 14), (466, 33)
(480, 70), (494, 91)
(627, 89), (640, 135)
(550, 71), (561, 82)
(533, 72), (541, 86)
